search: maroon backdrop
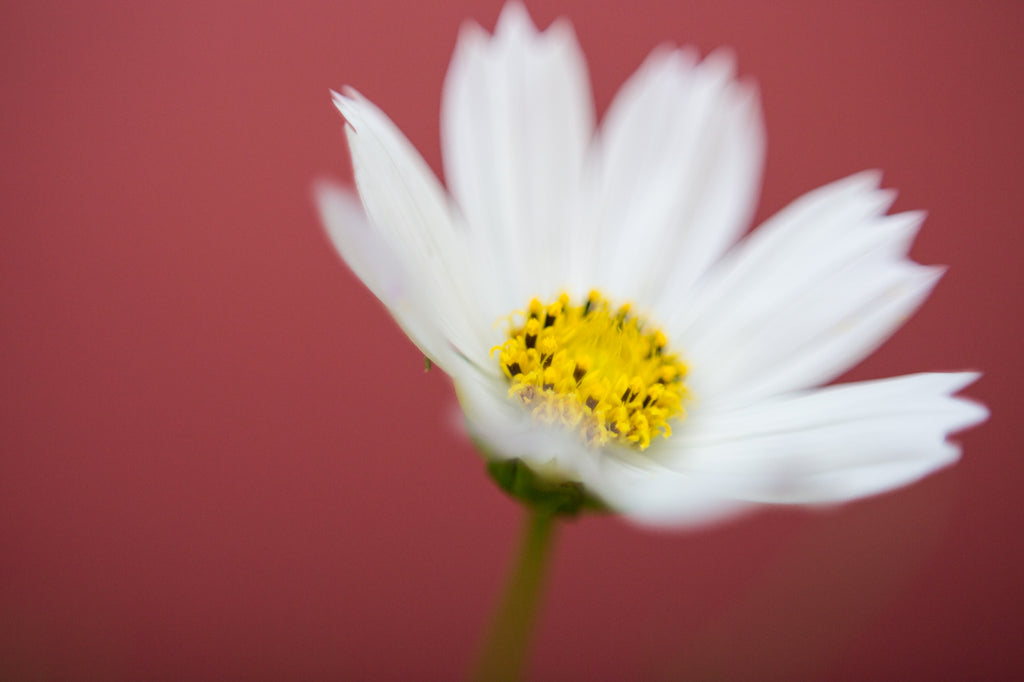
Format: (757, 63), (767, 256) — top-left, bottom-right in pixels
(3, 1), (1022, 680)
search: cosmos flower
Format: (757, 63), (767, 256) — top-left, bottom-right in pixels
(316, 3), (987, 527)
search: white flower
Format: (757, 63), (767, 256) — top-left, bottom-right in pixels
(316, 3), (987, 527)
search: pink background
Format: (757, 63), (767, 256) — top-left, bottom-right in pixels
(3, 1), (1022, 679)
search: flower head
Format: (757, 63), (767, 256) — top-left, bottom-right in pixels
(316, 3), (987, 526)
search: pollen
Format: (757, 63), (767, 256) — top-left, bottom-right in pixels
(495, 291), (689, 450)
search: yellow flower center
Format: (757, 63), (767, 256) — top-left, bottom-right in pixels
(495, 291), (689, 450)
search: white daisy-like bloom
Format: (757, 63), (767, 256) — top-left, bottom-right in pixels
(316, 3), (987, 527)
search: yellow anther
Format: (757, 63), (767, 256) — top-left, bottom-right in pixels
(627, 377), (644, 402)
(528, 298), (544, 318)
(495, 291), (689, 450)
(538, 336), (558, 358)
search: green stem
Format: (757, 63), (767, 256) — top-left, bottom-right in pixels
(472, 507), (558, 682)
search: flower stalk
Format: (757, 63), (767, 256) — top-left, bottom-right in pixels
(472, 507), (558, 682)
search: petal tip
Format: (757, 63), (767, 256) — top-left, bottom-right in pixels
(454, 17), (488, 48)
(310, 176), (338, 201)
(849, 169), (885, 191)
(495, 1), (537, 38)
(946, 370), (984, 394)
(920, 263), (948, 287)
(330, 89), (361, 127)
(699, 47), (739, 82)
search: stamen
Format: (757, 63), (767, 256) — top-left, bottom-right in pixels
(495, 291), (689, 450)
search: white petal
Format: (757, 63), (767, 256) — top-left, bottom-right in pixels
(573, 450), (754, 528)
(455, 368), (593, 480)
(676, 172), (938, 404)
(454, 370), (738, 523)
(441, 2), (595, 320)
(587, 48), (765, 309)
(463, 371), (985, 526)
(315, 182), (407, 308)
(333, 90), (497, 374)
(315, 182), (451, 362)
(624, 373), (989, 519)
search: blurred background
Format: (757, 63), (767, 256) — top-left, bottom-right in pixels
(3, 1), (1022, 679)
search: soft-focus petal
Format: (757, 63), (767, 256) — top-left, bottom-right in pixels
(315, 182), (453, 362)
(455, 369), (593, 480)
(573, 450), (754, 528)
(465, 372), (985, 526)
(633, 373), (987, 514)
(315, 182), (403, 306)
(587, 48), (765, 310)
(442, 2), (594, 319)
(676, 172), (939, 405)
(333, 90), (497, 373)
(459, 368), (752, 526)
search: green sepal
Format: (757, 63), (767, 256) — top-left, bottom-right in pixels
(424, 356), (433, 371)
(486, 458), (608, 517)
